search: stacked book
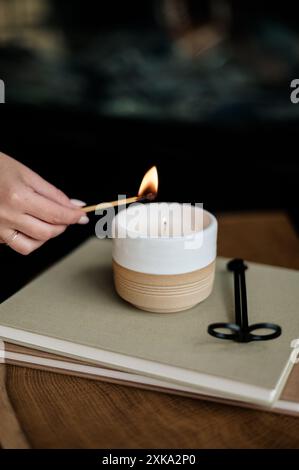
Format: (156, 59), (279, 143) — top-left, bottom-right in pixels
(0, 239), (299, 416)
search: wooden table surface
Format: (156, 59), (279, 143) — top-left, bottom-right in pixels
(1, 211), (299, 449)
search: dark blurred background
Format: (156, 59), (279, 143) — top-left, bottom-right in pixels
(0, 0), (298, 300)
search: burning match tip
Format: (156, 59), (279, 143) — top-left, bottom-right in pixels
(144, 192), (157, 201)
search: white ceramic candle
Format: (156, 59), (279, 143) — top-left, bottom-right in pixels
(112, 203), (218, 313)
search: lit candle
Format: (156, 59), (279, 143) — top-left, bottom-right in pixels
(112, 203), (218, 313)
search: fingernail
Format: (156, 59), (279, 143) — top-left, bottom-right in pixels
(70, 199), (86, 207)
(78, 215), (89, 225)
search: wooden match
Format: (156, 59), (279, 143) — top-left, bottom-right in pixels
(82, 193), (156, 214)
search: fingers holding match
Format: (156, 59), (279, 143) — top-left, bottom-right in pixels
(23, 190), (89, 226)
(0, 152), (90, 255)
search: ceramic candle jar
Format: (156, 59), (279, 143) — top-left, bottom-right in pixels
(112, 203), (218, 313)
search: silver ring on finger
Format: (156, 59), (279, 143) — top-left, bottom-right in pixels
(6, 230), (19, 246)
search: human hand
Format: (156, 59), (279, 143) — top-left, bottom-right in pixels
(0, 152), (88, 255)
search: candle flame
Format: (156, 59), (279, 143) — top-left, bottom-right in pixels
(138, 166), (158, 198)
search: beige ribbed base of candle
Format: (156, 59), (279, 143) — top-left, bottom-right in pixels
(113, 260), (216, 313)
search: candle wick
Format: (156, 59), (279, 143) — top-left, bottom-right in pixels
(162, 218), (167, 235)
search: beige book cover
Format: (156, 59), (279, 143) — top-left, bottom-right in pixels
(0, 238), (298, 405)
